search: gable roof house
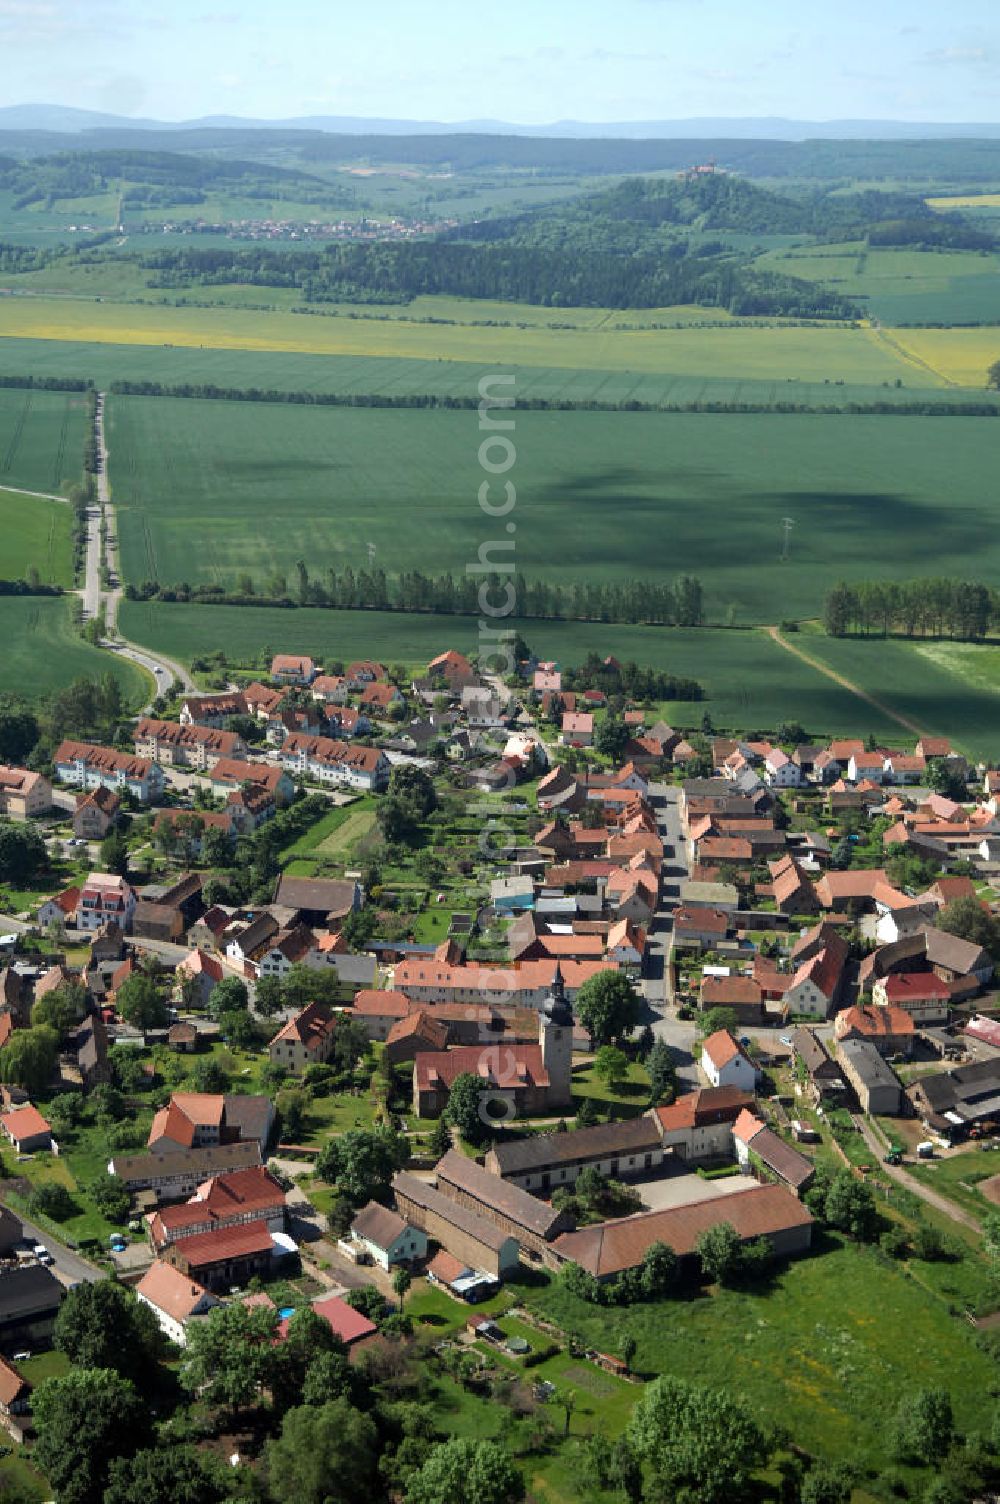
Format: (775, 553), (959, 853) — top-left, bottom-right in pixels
(769, 855), (821, 915)
(73, 785), (120, 840)
(349, 1202), (428, 1270)
(136, 1260), (219, 1346)
(781, 931), (850, 1020)
(391, 1171), (520, 1280)
(433, 1149), (575, 1259)
(270, 654), (316, 685)
(651, 1086), (754, 1161)
(268, 1001), (339, 1072)
(0, 765), (51, 819)
(700, 1030), (761, 1093)
(836, 1038), (903, 1114)
(134, 719), (245, 770)
(834, 1003), (915, 1057)
(278, 734), (390, 793)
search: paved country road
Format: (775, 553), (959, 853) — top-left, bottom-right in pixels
(9, 1209), (103, 1285)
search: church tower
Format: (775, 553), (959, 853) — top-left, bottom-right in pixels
(538, 962), (574, 1109)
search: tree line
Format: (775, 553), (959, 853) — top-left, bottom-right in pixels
(824, 577), (996, 640)
(107, 377), (1000, 417)
(125, 564), (707, 628)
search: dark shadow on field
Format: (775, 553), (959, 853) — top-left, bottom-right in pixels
(749, 489), (987, 566)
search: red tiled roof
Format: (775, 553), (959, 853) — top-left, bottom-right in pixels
(554, 1183), (812, 1276)
(171, 1218), (273, 1268)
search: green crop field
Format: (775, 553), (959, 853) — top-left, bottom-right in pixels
(2, 332), (989, 412)
(0, 487), (74, 586)
(117, 601), (927, 741)
(0, 385), (89, 495)
(0, 596), (149, 704)
(108, 397), (1000, 623)
(800, 632), (1000, 760)
(757, 242), (1000, 326)
(0, 293), (947, 385)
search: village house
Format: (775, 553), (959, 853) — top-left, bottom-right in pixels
(769, 855), (821, 915)
(393, 955), (613, 1011)
(700, 1030), (761, 1092)
(163, 1220), (275, 1292)
(0, 765), (51, 820)
(108, 1140), (263, 1205)
(268, 1000), (338, 1072)
(147, 1092), (274, 1155)
(872, 971), (951, 1024)
(175, 948), (224, 1009)
(77, 872), (136, 934)
(651, 1086), (755, 1161)
(781, 930), (849, 1020)
(730, 1110), (815, 1195)
(0, 1353), (33, 1442)
(0, 1104), (52, 1154)
(908, 1057), (1000, 1136)
(54, 741), (164, 803)
(698, 975), (765, 1026)
(0, 1265), (64, 1354)
(136, 1261), (219, 1347)
(72, 787), (120, 840)
(834, 1004), (915, 1057)
(790, 1027), (844, 1096)
(148, 1166), (287, 1251)
(672, 905), (730, 951)
(350, 989), (412, 1041)
(384, 1011), (450, 1065)
(270, 654), (316, 685)
(562, 712), (594, 747)
(349, 1202), (428, 1270)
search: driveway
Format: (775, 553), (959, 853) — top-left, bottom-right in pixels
(635, 1169), (758, 1213)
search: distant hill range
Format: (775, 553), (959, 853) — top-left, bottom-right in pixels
(3, 103), (1000, 140)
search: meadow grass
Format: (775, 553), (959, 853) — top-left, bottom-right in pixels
(108, 398), (1000, 622)
(0, 596), (149, 704)
(0, 384), (89, 495)
(0, 486), (74, 586)
(116, 602), (915, 741)
(0, 293), (942, 384)
(527, 1236), (998, 1486)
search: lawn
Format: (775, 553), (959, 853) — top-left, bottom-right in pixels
(0, 486), (75, 586)
(108, 400), (1000, 625)
(527, 1236), (998, 1489)
(117, 602), (927, 742)
(0, 596), (149, 704)
(0, 384), (89, 496)
(0, 294), (940, 385)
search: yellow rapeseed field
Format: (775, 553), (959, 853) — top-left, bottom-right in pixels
(925, 193), (1000, 210)
(881, 326), (1000, 387)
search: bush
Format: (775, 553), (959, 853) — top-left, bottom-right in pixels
(29, 1182), (76, 1221)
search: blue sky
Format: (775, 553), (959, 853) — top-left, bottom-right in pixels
(2, 0), (999, 123)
